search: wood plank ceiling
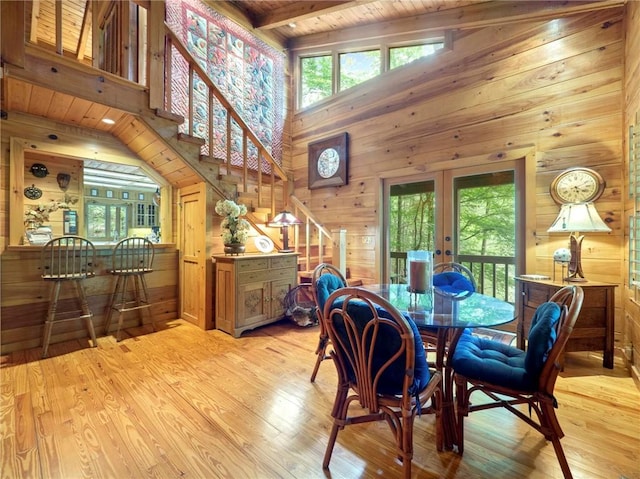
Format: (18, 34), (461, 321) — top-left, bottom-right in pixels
(4, 0), (624, 188)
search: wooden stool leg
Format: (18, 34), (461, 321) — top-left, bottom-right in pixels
(104, 276), (124, 336)
(75, 280), (97, 348)
(140, 274), (156, 331)
(115, 276), (130, 342)
(42, 282), (62, 358)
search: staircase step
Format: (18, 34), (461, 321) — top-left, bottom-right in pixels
(155, 108), (184, 124)
(177, 132), (206, 146)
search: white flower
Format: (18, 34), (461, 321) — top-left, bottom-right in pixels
(215, 199), (250, 244)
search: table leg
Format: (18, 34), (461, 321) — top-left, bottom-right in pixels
(435, 328), (458, 450)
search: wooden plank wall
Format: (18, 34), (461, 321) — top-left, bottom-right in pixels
(623, 1), (640, 383)
(0, 246), (179, 354)
(0, 118), (181, 354)
(290, 10), (626, 339)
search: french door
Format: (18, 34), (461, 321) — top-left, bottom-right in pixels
(383, 160), (524, 303)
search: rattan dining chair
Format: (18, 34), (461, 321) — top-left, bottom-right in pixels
(104, 237), (157, 341)
(322, 287), (443, 479)
(450, 285), (583, 479)
(309, 263), (347, 382)
(40, 236), (98, 358)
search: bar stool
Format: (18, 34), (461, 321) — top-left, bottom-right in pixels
(41, 236), (98, 358)
(104, 237), (157, 341)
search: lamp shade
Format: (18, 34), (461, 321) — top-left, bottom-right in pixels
(547, 202), (611, 233)
(268, 211), (302, 227)
(268, 210), (302, 253)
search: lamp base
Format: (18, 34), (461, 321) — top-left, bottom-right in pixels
(564, 276), (588, 283)
(567, 232), (587, 282)
(278, 249), (294, 253)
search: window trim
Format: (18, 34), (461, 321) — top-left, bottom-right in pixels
(295, 30), (450, 111)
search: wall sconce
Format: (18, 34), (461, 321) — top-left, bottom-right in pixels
(56, 173), (71, 190)
(547, 202), (611, 282)
(268, 210), (302, 253)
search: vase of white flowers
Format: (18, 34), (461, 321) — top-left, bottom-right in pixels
(215, 199), (250, 255)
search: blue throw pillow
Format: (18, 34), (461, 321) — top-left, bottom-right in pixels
(433, 272), (474, 294)
(336, 301), (430, 396)
(316, 274), (346, 311)
(524, 302), (562, 378)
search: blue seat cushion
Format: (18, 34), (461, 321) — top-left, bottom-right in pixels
(524, 302), (561, 378)
(331, 300), (430, 396)
(433, 272), (474, 294)
(450, 331), (533, 390)
(316, 274), (346, 311)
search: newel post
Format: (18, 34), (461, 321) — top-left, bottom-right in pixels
(331, 229), (347, 277)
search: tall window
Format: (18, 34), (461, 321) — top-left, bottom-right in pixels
(629, 112), (640, 301)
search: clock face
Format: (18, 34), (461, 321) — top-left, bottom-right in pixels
(317, 148), (340, 178)
(550, 168), (605, 204)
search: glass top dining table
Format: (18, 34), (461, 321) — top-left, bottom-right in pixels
(363, 283), (516, 331)
(362, 283), (517, 452)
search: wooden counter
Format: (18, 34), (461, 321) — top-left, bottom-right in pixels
(0, 243), (179, 354)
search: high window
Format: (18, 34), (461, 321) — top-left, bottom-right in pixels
(298, 38), (445, 109)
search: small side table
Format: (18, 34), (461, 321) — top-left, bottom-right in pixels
(515, 277), (616, 369)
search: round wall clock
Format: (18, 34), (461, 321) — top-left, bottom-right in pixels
(549, 167), (605, 204)
(308, 132), (349, 189)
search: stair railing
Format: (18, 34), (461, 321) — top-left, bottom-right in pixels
(289, 196), (334, 272)
(163, 23), (290, 217)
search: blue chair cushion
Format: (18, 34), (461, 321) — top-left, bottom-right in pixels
(332, 300), (430, 396)
(316, 274), (346, 311)
(524, 302), (561, 378)
(450, 331), (533, 390)
(433, 271), (475, 294)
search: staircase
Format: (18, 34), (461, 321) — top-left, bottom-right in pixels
(18, 0), (342, 275)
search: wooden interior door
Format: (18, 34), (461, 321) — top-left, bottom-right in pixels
(179, 183), (212, 329)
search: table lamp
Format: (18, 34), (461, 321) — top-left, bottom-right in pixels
(547, 202), (611, 282)
(268, 210), (302, 253)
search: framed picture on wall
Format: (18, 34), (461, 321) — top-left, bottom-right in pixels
(308, 132), (349, 189)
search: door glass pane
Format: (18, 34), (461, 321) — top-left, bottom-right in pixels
(389, 181), (435, 283)
(454, 171), (516, 301)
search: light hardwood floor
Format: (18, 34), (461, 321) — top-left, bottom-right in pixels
(1, 319), (639, 479)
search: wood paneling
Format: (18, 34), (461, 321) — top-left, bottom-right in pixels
(291, 9), (626, 336)
(0, 246), (179, 354)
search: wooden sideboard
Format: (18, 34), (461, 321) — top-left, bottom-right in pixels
(515, 277), (616, 369)
(213, 253), (298, 338)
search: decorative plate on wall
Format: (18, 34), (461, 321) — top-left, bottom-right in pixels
(30, 163), (49, 178)
(308, 132), (349, 189)
(24, 184), (43, 200)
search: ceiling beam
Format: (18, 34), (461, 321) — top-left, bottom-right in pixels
(289, 0), (625, 51)
(252, 1), (372, 30)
